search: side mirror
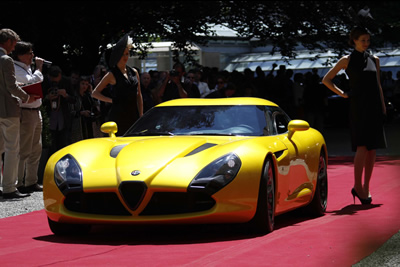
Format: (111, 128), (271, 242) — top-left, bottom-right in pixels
(101, 121), (118, 138)
(288, 120), (309, 139)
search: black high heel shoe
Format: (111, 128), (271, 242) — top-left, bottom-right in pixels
(351, 188), (372, 205)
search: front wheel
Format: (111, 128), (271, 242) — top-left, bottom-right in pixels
(306, 151), (328, 216)
(249, 157), (275, 234)
(48, 217), (91, 236)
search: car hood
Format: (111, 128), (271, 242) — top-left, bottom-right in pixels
(115, 136), (220, 182)
(51, 135), (286, 190)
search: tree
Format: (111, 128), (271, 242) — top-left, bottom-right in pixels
(1, 1), (399, 74)
(219, 1), (400, 58)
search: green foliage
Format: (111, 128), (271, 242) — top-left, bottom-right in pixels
(1, 1), (399, 73)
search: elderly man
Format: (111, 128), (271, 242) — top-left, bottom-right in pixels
(0, 29), (37, 199)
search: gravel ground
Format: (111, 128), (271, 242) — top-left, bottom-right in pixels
(354, 231), (400, 266)
(0, 191), (44, 218)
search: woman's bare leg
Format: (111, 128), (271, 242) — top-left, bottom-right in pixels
(363, 149), (376, 198)
(354, 146), (368, 198)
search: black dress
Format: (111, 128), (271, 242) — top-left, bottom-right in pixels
(108, 66), (139, 136)
(345, 50), (387, 152)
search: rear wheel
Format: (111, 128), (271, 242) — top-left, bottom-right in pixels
(307, 151), (328, 215)
(48, 217), (91, 236)
(249, 157), (275, 234)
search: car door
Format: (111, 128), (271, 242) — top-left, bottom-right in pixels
(271, 109), (311, 213)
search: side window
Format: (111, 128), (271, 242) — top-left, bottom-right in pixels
(263, 107), (274, 135)
(274, 112), (289, 134)
(265, 106), (291, 135)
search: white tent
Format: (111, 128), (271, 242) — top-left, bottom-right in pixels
(224, 48), (400, 76)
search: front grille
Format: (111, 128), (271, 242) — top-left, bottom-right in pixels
(64, 192), (131, 216)
(119, 181), (147, 210)
(140, 192), (216, 215)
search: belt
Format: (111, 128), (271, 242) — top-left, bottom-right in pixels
(22, 107), (40, 110)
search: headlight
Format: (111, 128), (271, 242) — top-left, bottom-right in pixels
(54, 154), (83, 195)
(188, 153), (241, 195)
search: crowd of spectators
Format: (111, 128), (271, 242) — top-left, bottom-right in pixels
(41, 62), (400, 154)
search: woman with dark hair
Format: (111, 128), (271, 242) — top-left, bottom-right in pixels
(322, 26), (387, 205)
(92, 34), (143, 136)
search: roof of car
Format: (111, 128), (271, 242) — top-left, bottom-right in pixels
(157, 97), (278, 107)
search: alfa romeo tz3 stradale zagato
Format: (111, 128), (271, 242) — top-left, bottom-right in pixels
(43, 97), (328, 235)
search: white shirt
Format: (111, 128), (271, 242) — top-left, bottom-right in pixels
(195, 81), (211, 98)
(14, 61), (43, 108)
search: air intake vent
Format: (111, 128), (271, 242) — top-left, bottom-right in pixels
(140, 192), (215, 215)
(110, 144), (128, 158)
(185, 143), (217, 157)
(64, 192), (131, 216)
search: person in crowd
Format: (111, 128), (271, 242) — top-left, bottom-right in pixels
(42, 65), (76, 155)
(254, 66), (267, 98)
(148, 70), (160, 90)
(271, 65), (287, 105)
(292, 72), (305, 119)
(205, 67), (219, 90)
(206, 76), (226, 97)
(70, 76), (101, 143)
(283, 68), (295, 116)
(90, 65), (107, 88)
(193, 68), (210, 97)
(224, 82), (238, 97)
(90, 64), (110, 126)
(393, 71), (400, 116)
(304, 69), (326, 132)
(183, 70), (200, 98)
(11, 41), (44, 193)
(206, 82), (237, 98)
(70, 69), (80, 93)
(242, 85), (256, 97)
(382, 71), (395, 103)
(156, 62), (188, 102)
(0, 29), (37, 199)
(140, 72), (157, 113)
(92, 33), (143, 136)
(242, 68), (256, 94)
(322, 26), (387, 205)
(262, 63), (278, 100)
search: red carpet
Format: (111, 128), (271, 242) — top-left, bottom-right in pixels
(1, 156), (399, 266)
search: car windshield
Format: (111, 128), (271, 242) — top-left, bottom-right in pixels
(125, 105), (269, 137)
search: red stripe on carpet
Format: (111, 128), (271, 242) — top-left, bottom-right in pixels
(1, 157), (399, 266)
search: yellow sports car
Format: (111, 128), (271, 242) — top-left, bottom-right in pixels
(43, 97), (328, 235)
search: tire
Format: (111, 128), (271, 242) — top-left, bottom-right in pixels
(307, 151), (328, 216)
(48, 217), (91, 236)
(249, 157), (275, 234)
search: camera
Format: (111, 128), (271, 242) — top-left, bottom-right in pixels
(49, 88), (58, 96)
(49, 81), (59, 96)
(169, 69), (179, 77)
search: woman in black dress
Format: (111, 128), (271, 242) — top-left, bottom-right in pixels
(322, 26), (386, 204)
(92, 33), (143, 136)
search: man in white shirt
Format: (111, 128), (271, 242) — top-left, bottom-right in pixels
(193, 69), (210, 98)
(12, 41), (44, 193)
